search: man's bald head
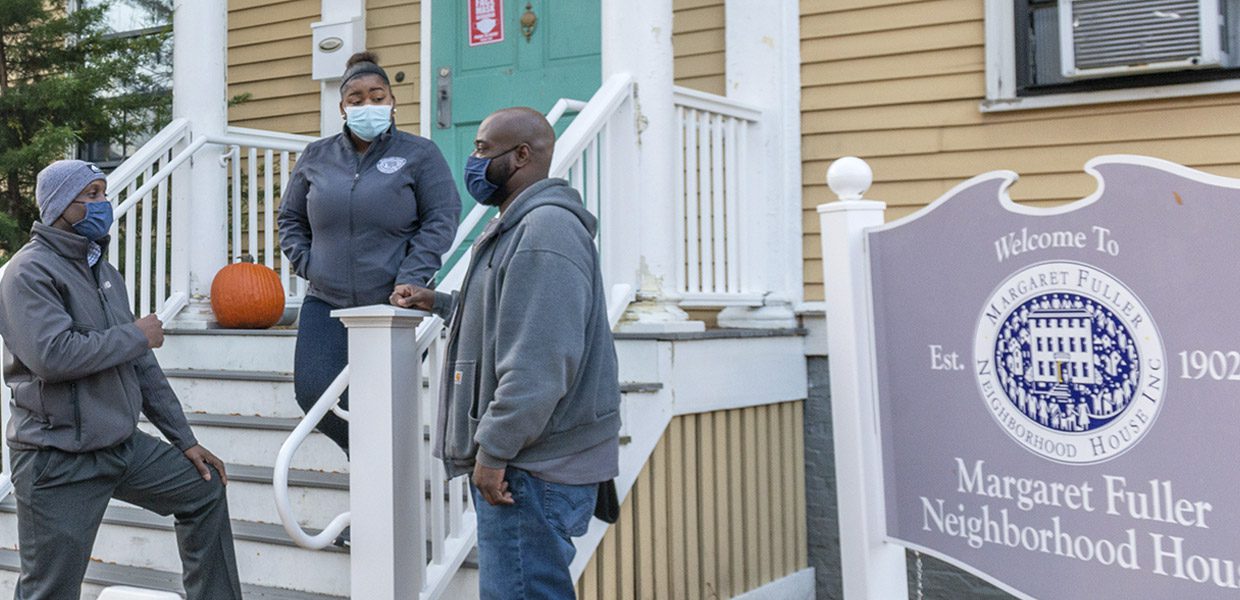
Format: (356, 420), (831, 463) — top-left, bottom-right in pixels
(476, 107), (556, 173)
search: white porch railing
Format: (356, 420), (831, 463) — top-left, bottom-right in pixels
(219, 127), (317, 301)
(672, 87), (765, 307)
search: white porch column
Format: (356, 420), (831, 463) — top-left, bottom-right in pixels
(333, 305), (427, 599)
(818, 158), (909, 600)
(171, 0), (228, 323)
(313, 2), (367, 136)
(603, 0), (702, 333)
(717, 0), (801, 329)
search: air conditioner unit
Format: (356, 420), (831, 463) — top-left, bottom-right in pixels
(1059, 0), (1225, 78)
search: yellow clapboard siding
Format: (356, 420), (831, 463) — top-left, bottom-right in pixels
(802, 21), (982, 63)
(578, 404), (808, 597)
(675, 53), (725, 79)
(803, 72), (984, 111)
(675, 6), (725, 34)
(674, 0), (724, 95)
(802, 47), (983, 87)
(368, 4), (418, 26)
(803, 0), (923, 15)
(230, 1), (317, 30)
(801, 0), (978, 39)
(229, 22), (310, 48)
(676, 28), (726, 57)
(230, 56), (310, 84)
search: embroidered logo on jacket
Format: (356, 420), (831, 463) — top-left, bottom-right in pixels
(377, 157), (407, 174)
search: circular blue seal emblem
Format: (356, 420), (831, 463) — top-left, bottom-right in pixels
(973, 261), (1165, 464)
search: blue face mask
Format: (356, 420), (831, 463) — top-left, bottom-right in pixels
(344, 105), (393, 141)
(464, 146), (519, 206)
(71, 201), (114, 242)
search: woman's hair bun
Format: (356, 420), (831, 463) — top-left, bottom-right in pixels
(346, 51), (381, 68)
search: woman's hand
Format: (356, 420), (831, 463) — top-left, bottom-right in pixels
(390, 284), (436, 311)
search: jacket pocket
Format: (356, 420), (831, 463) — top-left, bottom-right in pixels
(445, 360), (480, 459)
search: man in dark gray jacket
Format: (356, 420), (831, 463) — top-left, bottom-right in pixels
(394, 108), (620, 599)
(0, 160), (241, 599)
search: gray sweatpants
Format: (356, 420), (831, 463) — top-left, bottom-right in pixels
(10, 430), (242, 600)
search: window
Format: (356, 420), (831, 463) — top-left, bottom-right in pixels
(73, 0), (173, 169)
(984, 0), (1240, 110)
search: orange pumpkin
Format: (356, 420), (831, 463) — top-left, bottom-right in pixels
(210, 255), (286, 329)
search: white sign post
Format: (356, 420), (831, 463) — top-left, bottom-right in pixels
(818, 157), (910, 600)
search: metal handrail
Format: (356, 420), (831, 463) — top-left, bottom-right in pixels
(273, 366), (352, 549)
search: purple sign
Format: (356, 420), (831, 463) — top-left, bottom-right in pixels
(868, 156), (1240, 599)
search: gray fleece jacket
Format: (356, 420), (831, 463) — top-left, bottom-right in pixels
(278, 124), (461, 307)
(432, 178), (621, 479)
(0, 224), (197, 453)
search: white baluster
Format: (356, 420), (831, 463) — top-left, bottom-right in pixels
(140, 166), (154, 315)
(231, 147), (242, 262)
(685, 109), (700, 295)
(264, 149), (274, 268)
(248, 147), (258, 259)
(156, 154), (170, 311)
(724, 117), (741, 294)
(710, 114), (726, 295)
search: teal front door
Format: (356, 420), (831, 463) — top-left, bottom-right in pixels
(431, 0), (601, 190)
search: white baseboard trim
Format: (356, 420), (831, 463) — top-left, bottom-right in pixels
(732, 568), (816, 600)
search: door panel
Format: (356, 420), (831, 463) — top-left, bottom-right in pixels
(431, 0), (601, 278)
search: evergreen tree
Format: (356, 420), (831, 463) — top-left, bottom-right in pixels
(0, 0), (170, 258)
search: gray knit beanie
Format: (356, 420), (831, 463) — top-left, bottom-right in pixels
(36, 160), (106, 225)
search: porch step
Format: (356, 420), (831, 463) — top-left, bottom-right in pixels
(155, 329), (297, 373)
(0, 499), (350, 596)
(164, 368), (299, 418)
(0, 547), (345, 600)
(141, 412), (350, 473)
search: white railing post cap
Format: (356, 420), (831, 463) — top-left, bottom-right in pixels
(331, 304), (431, 328)
(827, 156), (873, 202)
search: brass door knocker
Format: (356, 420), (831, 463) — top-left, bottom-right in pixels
(520, 3), (537, 42)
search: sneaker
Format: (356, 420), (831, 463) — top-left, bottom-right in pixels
(333, 526), (351, 548)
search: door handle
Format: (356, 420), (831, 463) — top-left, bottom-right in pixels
(436, 67), (452, 129)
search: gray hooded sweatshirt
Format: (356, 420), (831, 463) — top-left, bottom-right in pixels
(432, 178), (621, 481)
(278, 125), (461, 308)
(0, 224), (197, 452)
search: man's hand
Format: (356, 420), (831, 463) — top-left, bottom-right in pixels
(472, 462), (514, 506)
(390, 284), (436, 311)
(184, 445), (228, 486)
(135, 314), (164, 349)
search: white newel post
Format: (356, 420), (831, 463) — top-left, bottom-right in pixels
(313, 1), (366, 137)
(333, 306), (428, 599)
(603, 0), (703, 332)
(818, 157), (910, 599)
(717, 0), (801, 329)
(171, 0), (227, 319)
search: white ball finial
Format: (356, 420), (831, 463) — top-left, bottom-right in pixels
(827, 156), (873, 201)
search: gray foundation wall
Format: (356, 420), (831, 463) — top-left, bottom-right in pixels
(804, 357), (1013, 599)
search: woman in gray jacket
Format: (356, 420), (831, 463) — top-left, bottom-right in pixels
(278, 51), (460, 460)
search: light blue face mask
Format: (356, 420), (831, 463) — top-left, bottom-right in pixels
(344, 105), (393, 141)
(71, 201), (114, 242)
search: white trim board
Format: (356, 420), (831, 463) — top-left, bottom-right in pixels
(982, 0), (1240, 113)
(731, 568), (815, 600)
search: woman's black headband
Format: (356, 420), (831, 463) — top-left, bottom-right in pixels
(340, 62), (391, 93)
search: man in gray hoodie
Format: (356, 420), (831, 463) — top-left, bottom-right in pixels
(0, 160), (241, 599)
(394, 108), (620, 599)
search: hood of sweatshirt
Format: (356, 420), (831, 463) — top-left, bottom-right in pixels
(497, 178), (597, 237)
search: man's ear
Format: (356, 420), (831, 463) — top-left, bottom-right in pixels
(339, 100), (346, 120)
(514, 144), (532, 167)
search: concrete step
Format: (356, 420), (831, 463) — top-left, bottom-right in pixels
(0, 500), (350, 596)
(0, 547), (346, 599)
(141, 413), (351, 474)
(156, 329), (296, 373)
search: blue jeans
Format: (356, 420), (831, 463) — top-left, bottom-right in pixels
(294, 295), (350, 453)
(472, 468), (598, 600)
